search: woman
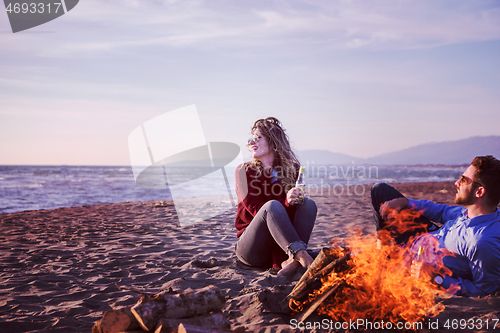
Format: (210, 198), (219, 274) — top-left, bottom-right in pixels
(234, 117), (317, 278)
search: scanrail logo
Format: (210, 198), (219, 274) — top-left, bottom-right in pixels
(4, 0), (79, 33)
(128, 105), (243, 226)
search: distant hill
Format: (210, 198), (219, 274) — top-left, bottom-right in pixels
(297, 136), (500, 165)
(364, 136), (500, 165)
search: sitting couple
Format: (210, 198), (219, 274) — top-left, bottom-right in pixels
(233, 117), (500, 297)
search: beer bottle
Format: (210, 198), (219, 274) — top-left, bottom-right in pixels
(410, 246), (425, 278)
(295, 166), (306, 204)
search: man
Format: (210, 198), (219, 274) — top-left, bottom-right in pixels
(371, 155), (500, 297)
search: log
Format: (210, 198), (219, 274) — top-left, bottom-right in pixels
(174, 323), (246, 333)
(131, 285), (226, 331)
(295, 248), (339, 288)
(286, 248), (343, 303)
(282, 252), (351, 311)
(154, 313), (230, 333)
(315, 252), (351, 279)
(92, 307), (141, 333)
(132, 298), (166, 332)
(295, 281), (346, 322)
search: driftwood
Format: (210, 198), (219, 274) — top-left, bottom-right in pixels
(282, 251), (351, 312)
(93, 285), (226, 333)
(131, 285), (226, 331)
(92, 307), (141, 333)
(154, 312), (230, 333)
(173, 323), (246, 333)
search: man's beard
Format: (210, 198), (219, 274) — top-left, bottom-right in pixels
(454, 187), (476, 206)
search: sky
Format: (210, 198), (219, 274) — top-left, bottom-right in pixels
(1, 0), (500, 166)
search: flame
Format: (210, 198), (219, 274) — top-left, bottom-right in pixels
(316, 235), (441, 324)
(298, 209), (460, 325)
(382, 207), (427, 245)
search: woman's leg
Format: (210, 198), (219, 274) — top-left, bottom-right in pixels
(278, 197), (317, 276)
(292, 197), (317, 245)
(235, 200), (315, 268)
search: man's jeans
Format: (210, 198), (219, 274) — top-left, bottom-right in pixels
(371, 183), (435, 245)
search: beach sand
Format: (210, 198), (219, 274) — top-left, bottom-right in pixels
(1, 182), (499, 332)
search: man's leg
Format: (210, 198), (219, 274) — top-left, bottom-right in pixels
(371, 183), (405, 232)
(371, 183), (434, 245)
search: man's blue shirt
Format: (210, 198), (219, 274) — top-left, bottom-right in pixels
(408, 199), (500, 297)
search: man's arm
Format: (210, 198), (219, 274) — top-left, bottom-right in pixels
(379, 197), (409, 220)
(407, 199), (464, 223)
(441, 238), (500, 297)
(379, 197), (464, 223)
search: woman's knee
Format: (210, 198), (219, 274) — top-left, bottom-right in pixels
(263, 199), (286, 213)
(305, 197), (317, 211)
(300, 197), (317, 216)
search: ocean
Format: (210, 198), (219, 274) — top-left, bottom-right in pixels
(0, 164), (467, 214)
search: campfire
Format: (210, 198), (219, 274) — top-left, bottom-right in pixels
(285, 209), (458, 327)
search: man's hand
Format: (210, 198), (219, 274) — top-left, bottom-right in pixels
(380, 197), (409, 220)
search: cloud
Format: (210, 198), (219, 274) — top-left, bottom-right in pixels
(1, 0), (499, 165)
(5, 0), (499, 58)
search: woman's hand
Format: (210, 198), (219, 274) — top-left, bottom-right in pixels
(286, 187), (302, 205)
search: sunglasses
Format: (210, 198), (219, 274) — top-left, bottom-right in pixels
(458, 174), (483, 187)
(247, 134), (262, 145)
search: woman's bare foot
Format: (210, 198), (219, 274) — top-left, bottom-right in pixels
(277, 257), (300, 279)
(294, 249), (314, 268)
(277, 250), (314, 279)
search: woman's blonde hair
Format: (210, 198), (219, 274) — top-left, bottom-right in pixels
(247, 117), (300, 189)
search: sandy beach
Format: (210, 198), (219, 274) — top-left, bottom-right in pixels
(1, 181), (499, 333)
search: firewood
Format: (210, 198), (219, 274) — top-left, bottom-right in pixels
(295, 248), (339, 288)
(154, 313), (230, 332)
(316, 252), (351, 279)
(131, 285), (226, 331)
(295, 281), (346, 322)
(283, 253), (351, 311)
(92, 307), (141, 333)
(282, 247), (340, 310)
